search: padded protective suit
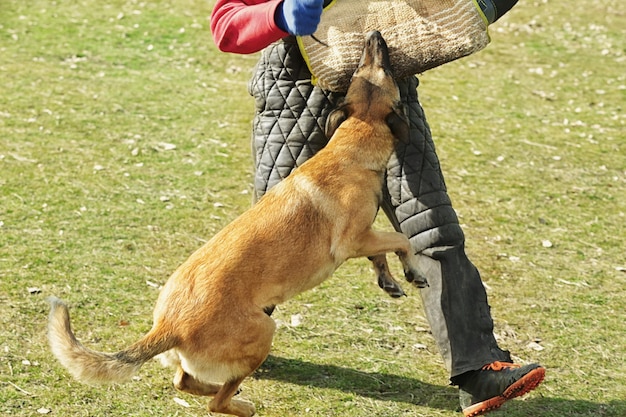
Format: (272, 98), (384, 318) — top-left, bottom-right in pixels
(248, 37), (512, 378)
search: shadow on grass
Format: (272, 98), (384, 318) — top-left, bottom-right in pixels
(254, 355), (459, 412)
(255, 356), (626, 416)
(502, 397), (626, 417)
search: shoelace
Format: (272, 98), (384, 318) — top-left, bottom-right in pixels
(481, 361), (521, 371)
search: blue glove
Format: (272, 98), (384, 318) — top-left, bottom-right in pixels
(275, 0), (324, 36)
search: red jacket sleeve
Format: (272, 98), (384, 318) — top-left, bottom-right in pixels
(210, 0), (289, 54)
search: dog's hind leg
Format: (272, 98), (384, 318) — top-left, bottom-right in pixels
(368, 254), (406, 298)
(205, 312), (274, 417)
(173, 366), (220, 397)
(208, 376), (256, 417)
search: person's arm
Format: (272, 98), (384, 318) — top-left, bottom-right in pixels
(210, 0), (324, 54)
(210, 0), (286, 54)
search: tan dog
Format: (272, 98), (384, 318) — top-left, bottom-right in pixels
(47, 31), (427, 417)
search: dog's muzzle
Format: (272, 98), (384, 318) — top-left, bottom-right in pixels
(358, 30), (393, 73)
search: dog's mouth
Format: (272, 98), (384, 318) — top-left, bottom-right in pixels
(358, 30), (393, 74)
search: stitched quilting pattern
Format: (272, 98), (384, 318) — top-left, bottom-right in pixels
(249, 41), (464, 250)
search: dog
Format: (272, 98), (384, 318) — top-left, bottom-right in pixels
(47, 30), (428, 417)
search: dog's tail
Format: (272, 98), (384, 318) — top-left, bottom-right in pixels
(47, 296), (177, 384)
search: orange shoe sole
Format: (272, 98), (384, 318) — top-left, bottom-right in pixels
(462, 367), (545, 417)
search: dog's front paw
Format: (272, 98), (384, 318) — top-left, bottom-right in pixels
(404, 268), (429, 288)
(378, 274), (407, 298)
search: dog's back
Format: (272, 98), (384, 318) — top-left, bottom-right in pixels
(157, 98), (407, 325)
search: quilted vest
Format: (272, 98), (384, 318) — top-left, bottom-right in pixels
(248, 36), (345, 200)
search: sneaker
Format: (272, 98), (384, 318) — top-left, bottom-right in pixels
(458, 361), (545, 417)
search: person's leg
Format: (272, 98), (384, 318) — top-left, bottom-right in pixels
(386, 76), (510, 376)
(384, 76), (544, 416)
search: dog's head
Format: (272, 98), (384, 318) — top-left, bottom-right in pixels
(326, 31), (409, 143)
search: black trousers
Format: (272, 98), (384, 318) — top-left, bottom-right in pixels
(248, 39), (511, 380)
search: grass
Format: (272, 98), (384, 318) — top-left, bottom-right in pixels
(1, 0), (624, 416)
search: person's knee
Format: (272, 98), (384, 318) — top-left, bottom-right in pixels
(398, 204), (466, 253)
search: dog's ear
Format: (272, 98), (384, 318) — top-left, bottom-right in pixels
(386, 104), (410, 143)
(325, 106), (349, 139)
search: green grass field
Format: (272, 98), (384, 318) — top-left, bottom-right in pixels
(1, 0), (624, 416)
